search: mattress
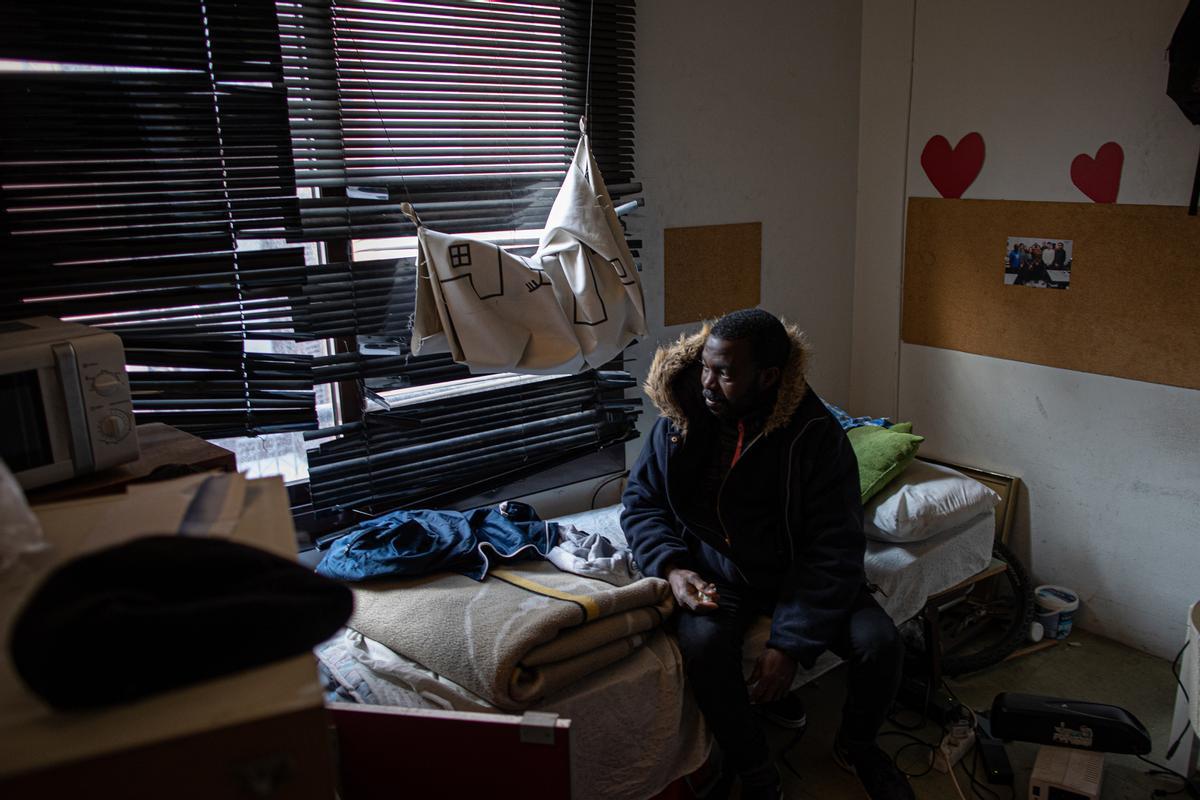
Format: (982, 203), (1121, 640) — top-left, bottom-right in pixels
(551, 505), (996, 685)
(865, 510), (996, 624)
(551, 504), (996, 626)
(318, 627), (709, 800)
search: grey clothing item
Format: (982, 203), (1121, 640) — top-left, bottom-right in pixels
(547, 523), (639, 586)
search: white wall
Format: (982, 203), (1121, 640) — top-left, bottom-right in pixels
(629, 0), (864, 451)
(530, 1), (864, 517)
(853, 0), (1200, 657)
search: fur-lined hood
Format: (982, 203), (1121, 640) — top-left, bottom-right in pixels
(643, 321), (813, 438)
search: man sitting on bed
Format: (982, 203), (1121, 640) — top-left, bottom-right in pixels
(621, 308), (912, 800)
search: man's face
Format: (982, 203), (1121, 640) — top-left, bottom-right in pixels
(699, 335), (778, 421)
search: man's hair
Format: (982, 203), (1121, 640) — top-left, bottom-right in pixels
(710, 308), (791, 370)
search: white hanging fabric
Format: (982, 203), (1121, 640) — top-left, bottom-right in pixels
(410, 133), (646, 374)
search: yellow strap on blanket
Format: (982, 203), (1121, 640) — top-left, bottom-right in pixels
(490, 568), (600, 621)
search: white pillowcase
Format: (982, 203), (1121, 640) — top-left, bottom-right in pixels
(865, 459), (1001, 543)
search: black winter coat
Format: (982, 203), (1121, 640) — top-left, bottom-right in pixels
(620, 324), (865, 667)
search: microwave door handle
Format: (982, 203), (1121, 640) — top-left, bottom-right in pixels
(52, 342), (96, 476)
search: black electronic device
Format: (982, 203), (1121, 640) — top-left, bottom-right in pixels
(990, 693), (1152, 755)
(974, 715), (1015, 786)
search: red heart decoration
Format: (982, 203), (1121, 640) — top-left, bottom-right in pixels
(920, 132), (986, 199)
(1070, 142), (1123, 204)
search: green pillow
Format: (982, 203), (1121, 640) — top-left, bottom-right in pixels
(846, 422), (924, 503)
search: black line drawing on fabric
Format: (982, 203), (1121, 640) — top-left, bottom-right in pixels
(572, 248), (610, 327)
(439, 246), (504, 300)
(525, 271), (551, 293)
(609, 256), (635, 286)
(449, 243), (472, 269)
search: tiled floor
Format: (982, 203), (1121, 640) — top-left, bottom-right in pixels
(755, 629), (1185, 799)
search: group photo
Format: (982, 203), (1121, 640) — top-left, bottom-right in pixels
(1004, 236), (1073, 289)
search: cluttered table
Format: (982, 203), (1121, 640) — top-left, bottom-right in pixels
(0, 472), (334, 799)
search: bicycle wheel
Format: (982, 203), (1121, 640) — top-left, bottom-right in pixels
(923, 540), (1036, 676)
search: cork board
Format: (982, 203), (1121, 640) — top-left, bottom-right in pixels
(903, 197), (1200, 390)
(663, 222), (761, 325)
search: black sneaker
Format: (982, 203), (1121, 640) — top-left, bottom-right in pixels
(738, 764), (782, 800)
(833, 737), (914, 800)
(756, 693), (808, 730)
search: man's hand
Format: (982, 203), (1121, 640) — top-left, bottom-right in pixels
(748, 647), (797, 704)
(665, 568), (719, 612)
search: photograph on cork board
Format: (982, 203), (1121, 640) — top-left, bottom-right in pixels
(1005, 236), (1073, 289)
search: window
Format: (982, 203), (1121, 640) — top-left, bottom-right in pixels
(0, 0), (639, 516)
(0, 0), (317, 443)
(280, 0), (641, 516)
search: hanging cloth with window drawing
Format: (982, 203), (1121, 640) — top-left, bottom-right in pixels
(408, 129), (646, 374)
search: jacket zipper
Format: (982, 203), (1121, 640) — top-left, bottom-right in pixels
(665, 428), (724, 561)
(713, 428), (765, 583)
(665, 424), (758, 585)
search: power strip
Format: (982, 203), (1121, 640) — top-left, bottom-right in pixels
(932, 728), (975, 773)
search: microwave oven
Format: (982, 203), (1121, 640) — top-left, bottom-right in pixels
(0, 317), (140, 490)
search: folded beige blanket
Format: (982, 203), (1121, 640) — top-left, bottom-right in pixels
(347, 561), (674, 710)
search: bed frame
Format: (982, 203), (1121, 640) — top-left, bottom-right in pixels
(916, 458), (1023, 687)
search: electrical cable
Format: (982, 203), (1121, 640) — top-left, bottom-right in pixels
(1167, 722), (1194, 764)
(584, 0), (594, 125)
(1165, 640), (1191, 760)
(878, 730), (937, 778)
(1136, 754), (1200, 799)
(947, 755), (969, 800)
(890, 669), (935, 730)
(1174, 640), (1191, 703)
(1147, 768), (1191, 798)
(941, 677), (972, 710)
(886, 704), (928, 732)
(589, 471), (628, 509)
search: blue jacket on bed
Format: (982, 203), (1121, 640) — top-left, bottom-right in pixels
(620, 324), (865, 668)
(316, 501), (556, 582)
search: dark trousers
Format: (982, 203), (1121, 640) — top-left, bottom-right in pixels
(673, 583), (903, 775)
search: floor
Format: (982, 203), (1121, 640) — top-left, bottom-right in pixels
(755, 629), (1186, 799)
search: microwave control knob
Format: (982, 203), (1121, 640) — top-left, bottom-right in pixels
(99, 413), (131, 441)
(92, 371), (123, 396)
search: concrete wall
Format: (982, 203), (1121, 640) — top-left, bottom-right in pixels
(852, 0), (1200, 657)
(629, 0), (864, 442)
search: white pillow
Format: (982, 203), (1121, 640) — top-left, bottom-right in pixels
(865, 459), (1000, 543)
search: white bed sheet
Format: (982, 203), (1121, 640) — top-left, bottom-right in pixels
(552, 504), (995, 625)
(551, 505), (997, 686)
(865, 509), (996, 623)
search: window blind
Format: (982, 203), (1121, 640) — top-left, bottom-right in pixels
(305, 369), (640, 512)
(285, 0), (643, 516)
(1, 0), (642, 496)
(276, 0), (636, 239)
(0, 0), (316, 438)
